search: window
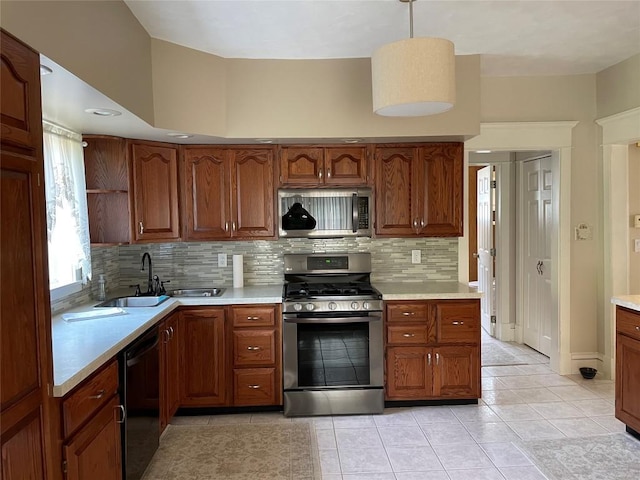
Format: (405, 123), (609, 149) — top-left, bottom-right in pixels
(43, 121), (91, 300)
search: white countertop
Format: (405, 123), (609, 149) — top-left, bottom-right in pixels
(51, 285), (283, 397)
(612, 295), (640, 312)
(374, 281), (482, 300)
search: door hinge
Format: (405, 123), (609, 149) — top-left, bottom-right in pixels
(490, 180), (497, 188)
(490, 248), (496, 257)
(490, 315), (497, 324)
(62, 460), (67, 475)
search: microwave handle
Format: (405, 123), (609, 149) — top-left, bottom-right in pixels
(352, 193), (358, 233)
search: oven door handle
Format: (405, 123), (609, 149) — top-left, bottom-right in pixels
(283, 315), (382, 324)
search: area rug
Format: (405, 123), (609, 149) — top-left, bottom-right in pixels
(482, 342), (527, 366)
(517, 433), (640, 480)
(141, 423), (321, 480)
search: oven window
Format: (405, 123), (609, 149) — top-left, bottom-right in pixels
(297, 323), (370, 387)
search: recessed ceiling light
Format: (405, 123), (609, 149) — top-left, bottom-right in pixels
(84, 108), (121, 117)
(475, 150), (492, 154)
(343, 138), (363, 144)
(167, 132), (193, 139)
(255, 139), (274, 144)
(40, 65), (53, 76)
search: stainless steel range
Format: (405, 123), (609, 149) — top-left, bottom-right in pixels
(282, 253), (384, 417)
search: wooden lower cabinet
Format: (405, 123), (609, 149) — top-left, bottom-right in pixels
(233, 368), (278, 405)
(160, 314), (180, 433)
(63, 397), (122, 480)
(385, 300), (481, 401)
(180, 308), (227, 406)
(615, 306), (640, 434)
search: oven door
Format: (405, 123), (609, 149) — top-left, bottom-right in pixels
(282, 311), (383, 391)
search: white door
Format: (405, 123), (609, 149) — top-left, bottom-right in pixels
(477, 166), (494, 335)
(523, 157), (552, 356)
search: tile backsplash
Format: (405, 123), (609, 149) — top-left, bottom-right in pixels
(51, 237), (458, 312)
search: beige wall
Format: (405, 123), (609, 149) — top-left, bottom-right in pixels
(0, 0), (154, 124)
(151, 39), (227, 137)
(596, 54), (640, 118)
(481, 74), (600, 354)
(630, 144), (640, 294)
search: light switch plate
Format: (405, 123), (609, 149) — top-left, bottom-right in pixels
(218, 253), (227, 267)
(634, 214), (640, 228)
(411, 250), (421, 264)
(635, 239), (640, 253)
(575, 223), (593, 241)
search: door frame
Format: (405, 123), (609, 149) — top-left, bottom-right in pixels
(596, 107), (640, 379)
(462, 121), (578, 374)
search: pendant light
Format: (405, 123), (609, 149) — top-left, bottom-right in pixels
(371, 0), (456, 117)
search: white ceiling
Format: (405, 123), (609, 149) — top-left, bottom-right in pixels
(125, 0), (640, 76)
(40, 0), (640, 144)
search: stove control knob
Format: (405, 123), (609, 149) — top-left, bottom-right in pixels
(293, 303), (303, 312)
(351, 302), (360, 310)
(305, 303), (315, 311)
(363, 302), (370, 310)
(328, 302), (337, 311)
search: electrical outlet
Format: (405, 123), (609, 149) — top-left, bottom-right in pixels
(635, 239), (640, 253)
(217, 253), (227, 267)
(411, 250), (421, 264)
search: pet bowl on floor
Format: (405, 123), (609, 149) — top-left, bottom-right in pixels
(579, 367), (597, 379)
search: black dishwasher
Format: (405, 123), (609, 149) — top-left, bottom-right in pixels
(120, 327), (160, 479)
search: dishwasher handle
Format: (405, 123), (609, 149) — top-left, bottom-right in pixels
(126, 333), (159, 367)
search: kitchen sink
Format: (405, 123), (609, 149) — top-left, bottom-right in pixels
(168, 288), (226, 297)
(95, 295), (170, 308)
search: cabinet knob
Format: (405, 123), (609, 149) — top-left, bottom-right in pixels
(224, 221), (229, 232)
(162, 329), (170, 344)
(232, 221), (236, 232)
(247, 346), (261, 351)
(402, 333), (415, 338)
(635, 326), (640, 331)
(248, 385), (261, 389)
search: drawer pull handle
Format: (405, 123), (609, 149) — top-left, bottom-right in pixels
(248, 385), (261, 389)
(247, 346), (261, 351)
(402, 333), (415, 338)
(452, 321), (464, 325)
(89, 389), (106, 400)
(427, 353), (432, 365)
(436, 353), (440, 365)
(115, 405), (126, 424)
(138, 221), (144, 235)
(402, 312), (415, 316)
(246, 316), (260, 321)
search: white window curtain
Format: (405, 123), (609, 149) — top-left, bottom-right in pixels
(43, 121), (91, 292)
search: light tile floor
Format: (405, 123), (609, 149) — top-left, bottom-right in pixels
(169, 333), (629, 479)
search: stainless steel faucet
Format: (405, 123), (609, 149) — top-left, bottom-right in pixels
(141, 252), (153, 295)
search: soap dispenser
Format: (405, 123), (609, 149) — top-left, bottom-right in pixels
(97, 274), (107, 301)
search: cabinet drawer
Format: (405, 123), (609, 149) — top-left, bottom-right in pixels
(233, 330), (277, 366)
(231, 305), (276, 328)
(387, 325), (430, 345)
(62, 360), (119, 438)
(386, 303), (428, 322)
(617, 307), (640, 341)
(233, 368), (277, 406)
(437, 317), (479, 343)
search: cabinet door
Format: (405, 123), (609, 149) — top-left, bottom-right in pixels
(385, 347), (431, 400)
(160, 315), (180, 433)
(1, 409), (45, 480)
(616, 333), (640, 432)
(324, 147), (369, 185)
(180, 309), (227, 406)
(64, 396), (122, 480)
(279, 147), (323, 185)
(183, 147), (230, 240)
(418, 143), (463, 236)
(375, 146), (418, 236)
(131, 142), (180, 242)
(433, 346), (480, 398)
(231, 148), (275, 238)
(0, 30), (42, 153)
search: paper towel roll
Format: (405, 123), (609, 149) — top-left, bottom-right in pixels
(232, 254), (244, 288)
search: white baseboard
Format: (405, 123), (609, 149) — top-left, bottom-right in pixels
(570, 352), (607, 378)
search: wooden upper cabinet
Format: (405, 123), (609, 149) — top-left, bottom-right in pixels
(130, 141), (180, 242)
(418, 143), (463, 236)
(375, 143), (463, 237)
(0, 30), (42, 153)
(375, 146), (417, 236)
(83, 135), (131, 244)
(182, 146), (275, 240)
(183, 147), (230, 240)
(231, 148), (275, 238)
(279, 145), (369, 186)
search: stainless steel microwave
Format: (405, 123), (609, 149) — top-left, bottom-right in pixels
(278, 188), (373, 238)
